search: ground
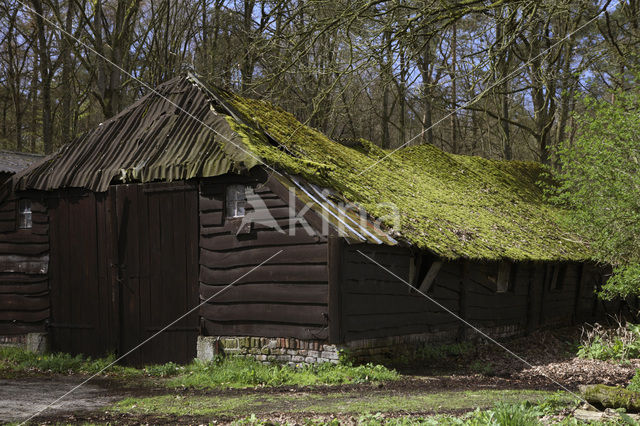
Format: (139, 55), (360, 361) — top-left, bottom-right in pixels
(1, 328), (639, 425)
(2, 375), (566, 424)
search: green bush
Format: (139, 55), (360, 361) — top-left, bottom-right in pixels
(628, 370), (640, 392)
(577, 322), (640, 361)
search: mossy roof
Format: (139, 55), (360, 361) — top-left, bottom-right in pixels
(14, 74), (588, 261)
(214, 84), (589, 262)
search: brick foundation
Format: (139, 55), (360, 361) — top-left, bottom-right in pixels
(197, 325), (525, 366)
(197, 336), (339, 366)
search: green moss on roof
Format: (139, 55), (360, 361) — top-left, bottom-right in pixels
(219, 90), (589, 262)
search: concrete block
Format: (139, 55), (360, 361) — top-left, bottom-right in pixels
(197, 336), (218, 361)
(26, 333), (48, 354)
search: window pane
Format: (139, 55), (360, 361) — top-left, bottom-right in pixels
(226, 185), (247, 218)
(236, 202), (245, 217)
(17, 199), (32, 229)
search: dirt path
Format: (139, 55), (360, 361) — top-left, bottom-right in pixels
(0, 377), (119, 423)
(0, 374), (567, 425)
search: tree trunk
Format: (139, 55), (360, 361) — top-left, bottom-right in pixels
(240, 0), (256, 92)
(29, 61), (38, 152)
(418, 43), (434, 145)
(381, 28), (392, 149)
(398, 46), (407, 146)
(450, 23), (458, 154)
(31, 0), (53, 153)
(60, 0), (74, 145)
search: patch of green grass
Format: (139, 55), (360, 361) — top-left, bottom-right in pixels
(168, 357), (398, 388)
(228, 393), (585, 425)
(0, 346), (140, 376)
(111, 389), (564, 417)
(0, 347), (397, 389)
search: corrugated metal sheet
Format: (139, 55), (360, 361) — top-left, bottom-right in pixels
(278, 174), (398, 246)
(0, 151), (43, 174)
(13, 76), (260, 192)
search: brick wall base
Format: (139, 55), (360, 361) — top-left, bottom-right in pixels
(197, 324), (525, 366)
(0, 333), (48, 353)
(197, 336), (339, 366)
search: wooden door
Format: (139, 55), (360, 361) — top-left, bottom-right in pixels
(114, 183), (199, 365)
(48, 191), (116, 357)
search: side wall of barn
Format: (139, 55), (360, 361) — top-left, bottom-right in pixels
(197, 174), (333, 364)
(0, 192), (49, 344)
(331, 241), (606, 362)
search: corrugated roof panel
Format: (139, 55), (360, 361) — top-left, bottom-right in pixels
(13, 76), (260, 192)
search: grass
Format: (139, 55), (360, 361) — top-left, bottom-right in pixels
(111, 389), (565, 417)
(168, 357), (398, 388)
(225, 394), (606, 425)
(0, 346), (398, 388)
(0, 346), (140, 376)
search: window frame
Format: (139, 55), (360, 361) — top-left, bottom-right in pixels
(17, 199), (33, 230)
(225, 184), (247, 219)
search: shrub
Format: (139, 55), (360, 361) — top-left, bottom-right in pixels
(577, 320), (640, 361)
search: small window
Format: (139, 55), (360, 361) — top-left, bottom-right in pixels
(17, 199), (32, 229)
(226, 184), (247, 218)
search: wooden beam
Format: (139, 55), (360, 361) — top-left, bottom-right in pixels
(418, 260), (442, 293)
(328, 235), (343, 344)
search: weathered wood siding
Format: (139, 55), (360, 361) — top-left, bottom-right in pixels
(47, 190), (114, 356)
(0, 194), (49, 335)
(47, 184), (199, 364)
(465, 261), (528, 331)
(335, 243), (605, 343)
(337, 243), (459, 341)
(199, 176), (329, 340)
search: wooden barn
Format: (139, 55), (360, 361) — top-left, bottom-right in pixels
(0, 74), (616, 365)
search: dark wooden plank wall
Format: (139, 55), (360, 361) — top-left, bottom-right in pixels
(47, 184), (200, 363)
(465, 261), (528, 330)
(0, 193), (49, 335)
(116, 182), (199, 365)
(339, 244), (460, 341)
(338, 244), (605, 342)
(47, 191), (116, 356)
(199, 176), (330, 341)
